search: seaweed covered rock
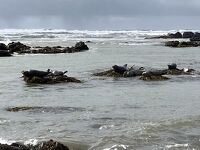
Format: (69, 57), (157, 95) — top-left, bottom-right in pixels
(22, 69), (82, 84)
(140, 75), (169, 81)
(8, 42), (31, 53)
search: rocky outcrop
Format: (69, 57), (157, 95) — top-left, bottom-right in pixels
(190, 32), (200, 41)
(0, 43), (8, 50)
(168, 32), (182, 38)
(165, 41), (199, 48)
(8, 42), (31, 53)
(7, 41), (89, 54)
(183, 32), (195, 38)
(0, 140), (69, 150)
(22, 69), (82, 84)
(0, 50), (12, 57)
(93, 64), (196, 81)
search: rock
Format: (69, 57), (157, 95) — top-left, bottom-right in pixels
(6, 106), (34, 112)
(168, 32), (182, 38)
(178, 41), (199, 47)
(34, 139), (69, 150)
(165, 41), (180, 47)
(8, 42), (31, 53)
(0, 50), (12, 57)
(0, 43), (8, 50)
(165, 41), (199, 47)
(140, 75), (169, 81)
(190, 32), (200, 41)
(183, 32), (195, 38)
(0, 140), (69, 150)
(63, 41), (89, 53)
(93, 69), (123, 77)
(74, 41), (89, 51)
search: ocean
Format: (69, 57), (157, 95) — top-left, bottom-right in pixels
(0, 29), (200, 150)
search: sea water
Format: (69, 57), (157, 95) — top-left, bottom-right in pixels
(0, 29), (200, 149)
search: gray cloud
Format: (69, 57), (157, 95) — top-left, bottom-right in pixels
(0, 0), (200, 29)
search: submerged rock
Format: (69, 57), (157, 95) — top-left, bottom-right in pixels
(22, 70), (82, 84)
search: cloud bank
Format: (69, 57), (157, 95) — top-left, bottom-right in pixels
(0, 0), (200, 29)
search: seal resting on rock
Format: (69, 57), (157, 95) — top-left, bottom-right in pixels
(123, 66), (145, 77)
(22, 69), (81, 84)
(112, 64), (128, 74)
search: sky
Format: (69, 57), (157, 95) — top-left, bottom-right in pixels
(0, 0), (200, 30)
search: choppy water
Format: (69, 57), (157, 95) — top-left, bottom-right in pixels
(1, 29), (200, 149)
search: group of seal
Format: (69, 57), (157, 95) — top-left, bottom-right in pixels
(22, 69), (81, 84)
(94, 63), (196, 81)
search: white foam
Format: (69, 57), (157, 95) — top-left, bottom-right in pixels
(166, 143), (189, 148)
(24, 139), (38, 146)
(103, 144), (129, 150)
(0, 138), (15, 145)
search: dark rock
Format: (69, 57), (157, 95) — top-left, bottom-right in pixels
(165, 41), (179, 47)
(190, 32), (200, 41)
(0, 50), (12, 57)
(74, 41), (89, 51)
(8, 42), (31, 53)
(183, 32), (195, 38)
(168, 32), (182, 38)
(93, 69), (123, 77)
(140, 75), (169, 81)
(178, 41), (199, 47)
(112, 64), (128, 74)
(35, 139), (69, 150)
(165, 41), (199, 47)
(0, 43), (8, 50)
(0, 140), (69, 150)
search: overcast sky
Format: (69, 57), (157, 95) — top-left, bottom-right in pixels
(0, 0), (200, 30)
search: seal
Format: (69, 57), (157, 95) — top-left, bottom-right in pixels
(112, 64), (128, 74)
(142, 69), (167, 77)
(123, 66), (145, 77)
(52, 70), (68, 76)
(22, 69), (51, 78)
(168, 63), (177, 70)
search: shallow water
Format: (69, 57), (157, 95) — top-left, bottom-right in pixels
(0, 29), (200, 149)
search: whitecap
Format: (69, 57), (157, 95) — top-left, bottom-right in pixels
(103, 144), (129, 150)
(24, 138), (38, 146)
